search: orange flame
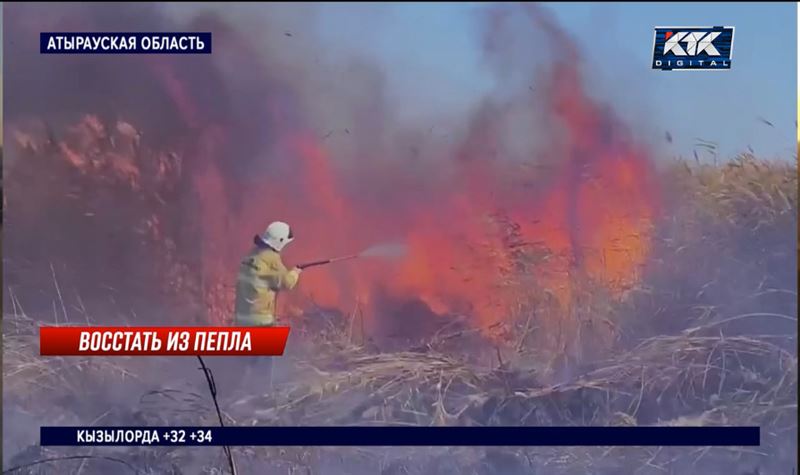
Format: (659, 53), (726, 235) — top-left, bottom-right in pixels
(166, 63), (660, 335)
(36, 11), (658, 337)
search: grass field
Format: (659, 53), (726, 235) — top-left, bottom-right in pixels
(2, 135), (797, 474)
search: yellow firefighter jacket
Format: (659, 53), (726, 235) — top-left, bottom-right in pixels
(234, 246), (300, 326)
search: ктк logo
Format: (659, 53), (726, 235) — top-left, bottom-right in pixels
(652, 26), (734, 71)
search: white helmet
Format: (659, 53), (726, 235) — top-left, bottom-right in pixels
(259, 221), (294, 252)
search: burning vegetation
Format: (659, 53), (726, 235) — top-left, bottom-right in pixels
(4, 3), (661, 353)
(3, 3), (797, 475)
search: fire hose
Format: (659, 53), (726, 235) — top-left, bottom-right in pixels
(295, 242), (407, 270)
(296, 254), (360, 270)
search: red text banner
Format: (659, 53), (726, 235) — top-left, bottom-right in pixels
(39, 327), (290, 356)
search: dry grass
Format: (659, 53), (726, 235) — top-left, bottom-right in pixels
(3, 154), (797, 474)
(9, 305), (787, 474)
(676, 154), (797, 227)
(233, 321), (796, 429)
(220, 156), (795, 473)
(2, 309), (138, 401)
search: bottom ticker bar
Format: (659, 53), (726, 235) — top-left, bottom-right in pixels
(41, 426), (760, 447)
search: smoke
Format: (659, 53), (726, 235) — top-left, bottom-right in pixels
(5, 3), (311, 178)
(4, 2), (659, 341)
(3, 5), (796, 475)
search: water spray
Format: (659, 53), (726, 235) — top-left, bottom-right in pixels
(296, 242), (408, 270)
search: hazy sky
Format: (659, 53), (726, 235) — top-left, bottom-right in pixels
(317, 2), (797, 160)
(2, 3), (796, 158)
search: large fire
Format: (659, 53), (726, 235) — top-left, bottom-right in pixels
(155, 56), (659, 334)
(5, 4), (660, 344)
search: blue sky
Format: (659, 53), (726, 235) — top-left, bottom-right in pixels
(2, 3), (794, 159)
(317, 3), (797, 161)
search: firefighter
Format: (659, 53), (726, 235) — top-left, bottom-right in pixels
(234, 221), (302, 392)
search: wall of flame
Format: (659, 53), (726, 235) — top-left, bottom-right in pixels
(3, 3), (661, 345)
